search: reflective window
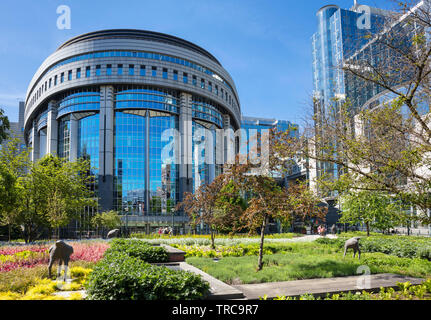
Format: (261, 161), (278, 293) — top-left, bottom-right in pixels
(191, 95), (223, 127)
(57, 87), (100, 118)
(152, 66), (157, 77)
(192, 121), (219, 191)
(149, 116), (179, 214)
(118, 64), (123, 75)
(61, 73), (64, 83)
(163, 68), (168, 79)
(201, 78), (205, 89)
(140, 65), (146, 76)
(114, 112), (147, 215)
(58, 117), (70, 159)
(76, 68), (81, 79)
(173, 70), (178, 81)
(129, 64), (134, 76)
(68, 70), (72, 81)
(208, 82), (212, 93)
(183, 73), (188, 84)
(78, 113), (99, 192)
(86, 66), (91, 78)
(96, 65), (101, 76)
(106, 64), (112, 75)
(192, 75), (197, 86)
(115, 86), (179, 113)
(54, 75), (57, 86)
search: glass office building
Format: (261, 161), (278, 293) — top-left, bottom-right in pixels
(24, 29), (241, 232)
(311, 3), (387, 185)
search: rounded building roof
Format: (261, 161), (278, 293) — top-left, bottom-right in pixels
(57, 29), (222, 66)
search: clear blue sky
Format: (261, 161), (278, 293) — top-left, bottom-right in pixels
(0, 0), (390, 124)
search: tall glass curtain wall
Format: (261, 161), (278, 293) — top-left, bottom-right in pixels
(56, 86), (224, 216)
(78, 114), (100, 193)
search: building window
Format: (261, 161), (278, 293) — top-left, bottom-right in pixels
(118, 64), (123, 75)
(61, 72), (64, 83)
(163, 68), (168, 79)
(152, 66), (157, 77)
(54, 75), (57, 86)
(129, 64), (134, 76)
(201, 79), (205, 89)
(96, 65), (101, 76)
(173, 70), (178, 81)
(215, 85), (218, 95)
(183, 72), (188, 84)
(45, 81), (47, 91)
(208, 82), (212, 92)
(107, 64), (112, 75)
(76, 68), (81, 79)
(68, 70), (72, 81)
(49, 78), (52, 88)
(140, 65), (146, 76)
(86, 66), (91, 78)
(192, 75), (197, 86)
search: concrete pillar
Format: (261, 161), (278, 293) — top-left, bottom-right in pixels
(179, 92), (193, 201)
(46, 101), (58, 155)
(69, 113), (78, 162)
(30, 121), (40, 162)
(98, 86), (114, 211)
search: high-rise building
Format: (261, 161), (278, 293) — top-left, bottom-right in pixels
(23, 29), (241, 234)
(1, 101), (25, 151)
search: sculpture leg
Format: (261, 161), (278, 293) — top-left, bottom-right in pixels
(63, 258), (69, 281)
(48, 259), (53, 279)
(57, 260), (62, 279)
(343, 247), (347, 258)
(357, 248), (361, 260)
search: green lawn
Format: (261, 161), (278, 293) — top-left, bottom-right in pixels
(186, 241), (431, 285)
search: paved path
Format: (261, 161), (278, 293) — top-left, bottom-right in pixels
(233, 273), (424, 300)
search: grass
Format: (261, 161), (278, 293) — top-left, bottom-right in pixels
(0, 260), (96, 293)
(186, 241), (431, 285)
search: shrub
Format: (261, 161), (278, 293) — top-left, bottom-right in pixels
(106, 239), (169, 263)
(85, 251), (209, 300)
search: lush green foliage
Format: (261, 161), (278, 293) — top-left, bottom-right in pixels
(91, 210), (121, 230)
(106, 239), (169, 263)
(339, 191), (407, 234)
(316, 234), (431, 260)
(85, 251), (209, 300)
(0, 108), (10, 144)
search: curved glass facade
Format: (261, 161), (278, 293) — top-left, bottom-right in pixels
(57, 88), (100, 119)
(115, 86), (178, 113)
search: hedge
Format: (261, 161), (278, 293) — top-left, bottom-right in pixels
(106, 238), (169, 263)
(85, 251), (209, 300)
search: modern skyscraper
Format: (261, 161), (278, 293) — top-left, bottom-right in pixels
(23, 29), (241, 233)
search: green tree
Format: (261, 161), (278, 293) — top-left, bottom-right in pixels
(339, 191), (407, 236)
(15, 155), (97, 242)
(91, 210), (122, 237)
(177, 175), (244, 249)
(0, 108), (10, 144)
(0, 138), (31, 241)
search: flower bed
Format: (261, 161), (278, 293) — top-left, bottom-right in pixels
(0, 241), (110, 272)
